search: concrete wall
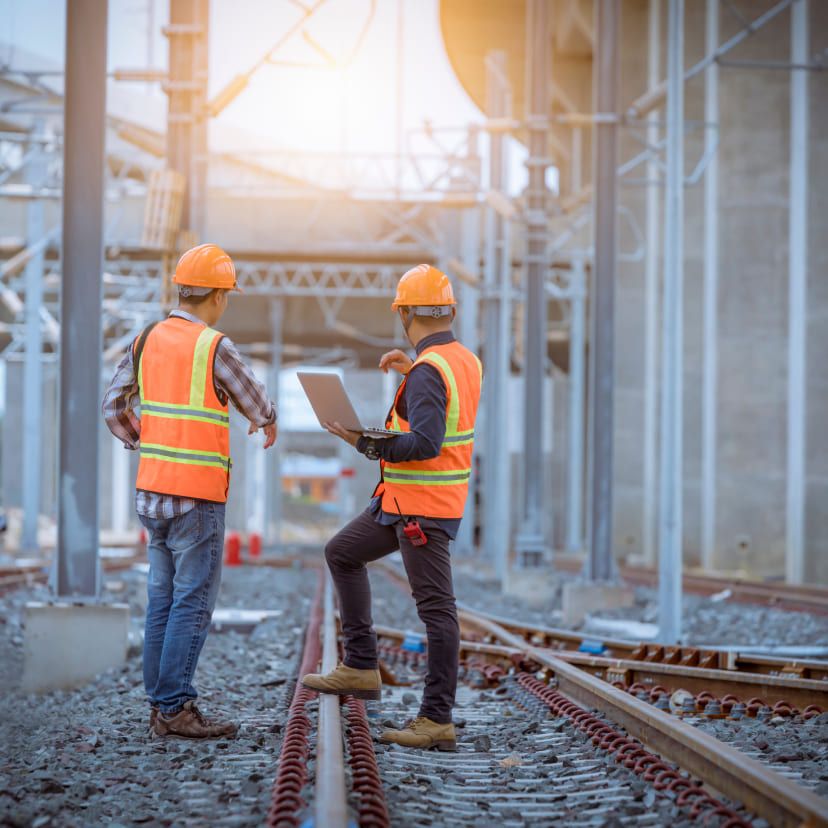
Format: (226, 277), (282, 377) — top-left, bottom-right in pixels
(610, 0), (827, 580)
(805, 0), (828, 583)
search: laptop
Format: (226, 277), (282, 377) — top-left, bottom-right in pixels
(297, 372), (398, 439)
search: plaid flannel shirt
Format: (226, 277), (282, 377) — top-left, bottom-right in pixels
(102, 310), (277, 519)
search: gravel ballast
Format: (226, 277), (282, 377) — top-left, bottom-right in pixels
(0, 564), (318, 828)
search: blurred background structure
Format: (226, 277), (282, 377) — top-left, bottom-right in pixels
(0, 0), (826, 631)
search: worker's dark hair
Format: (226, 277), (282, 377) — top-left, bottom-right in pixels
(178, 288), (226, 306)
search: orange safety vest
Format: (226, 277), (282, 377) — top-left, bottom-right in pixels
(374, 341), (482, 520)
(134, 317), (231, 503)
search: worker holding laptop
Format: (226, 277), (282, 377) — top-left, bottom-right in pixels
(301, 263), (482, 751)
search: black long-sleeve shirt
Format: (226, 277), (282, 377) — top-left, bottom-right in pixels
(358, 331), (462, 538)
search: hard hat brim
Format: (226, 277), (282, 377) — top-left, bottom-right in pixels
(391, 300), (456, 312)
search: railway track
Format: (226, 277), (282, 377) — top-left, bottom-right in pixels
(551, 555), (828, 616)
(268, 570), (828, 827)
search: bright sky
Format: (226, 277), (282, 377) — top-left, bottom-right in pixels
(0, 0), (484, 156)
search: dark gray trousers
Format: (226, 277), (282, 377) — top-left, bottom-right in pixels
(324, 507), (459, 725)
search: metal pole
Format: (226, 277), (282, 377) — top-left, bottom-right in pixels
(265, 298), (284, 547)
(587, 0), (619, 581)
(454, 198), (481, 557)
(567, 261), (586, 554)
(21, 124), (46, 552)
(566, 127), (585, 554)
(395, 0), (404, 196)
(786, 0), (809, 584)
(111, 438), (130, 533)
(56, 0), (108, 598)
(482, 50), (513, 580)
(515, 0), (550, 568)
(642, 0), (661, 567)
(701, 0), (719, 571)
(658, 0), (685, 643)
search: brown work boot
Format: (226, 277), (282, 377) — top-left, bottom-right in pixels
(148, 707), (158, 733)
(152, 701), (239, 739)
(301, 663), (381, 700)
(380, 716), (457, 751)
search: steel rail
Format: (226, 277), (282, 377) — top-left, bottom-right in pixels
(462, 611), (828, 828)
(552, 554), (828, 615)
(375, 561), (828, 680)
(315, 574), (349, 828)
(457, 603), (828, 680)
(373, 620), (828, 712)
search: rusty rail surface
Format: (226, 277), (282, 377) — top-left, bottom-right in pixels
(462, 611), (828, 828)
(374, 561), (828, 681)
(373, 620), (828, 714)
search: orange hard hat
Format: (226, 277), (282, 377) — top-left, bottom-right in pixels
(391, 264), (456, 311)
(173, 243), (242, 293)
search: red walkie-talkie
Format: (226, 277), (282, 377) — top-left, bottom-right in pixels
(394, 498), (428, 547)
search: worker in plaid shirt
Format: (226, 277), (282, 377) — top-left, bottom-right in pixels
(102, 244), (277, 739)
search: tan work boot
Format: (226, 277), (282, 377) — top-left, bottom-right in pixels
(148, 707), (158, 733)
(152, 701), (239, 739)
(301, 663), (381, 701)
(380, 716), (457, 751)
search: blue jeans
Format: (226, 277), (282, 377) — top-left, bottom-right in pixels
(138, 502), (225, 714)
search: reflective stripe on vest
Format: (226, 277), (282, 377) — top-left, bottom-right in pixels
(379, 341), (482, 519)
(136, 319), (231, 503)
(140, 443), (231, 470)
(138, 327), (229, 428)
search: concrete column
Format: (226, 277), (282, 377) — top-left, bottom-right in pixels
(515, 0), (551, 567)
(56, 0), (108, 598)
(21, 124), (47, 552)
(587, 0), (620, 581)
(786, 0), (809, 584)
(657, 0), (685, 643)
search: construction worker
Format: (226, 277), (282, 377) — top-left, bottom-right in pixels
(102, 243), (277, 739)
(302, 264), (482, 751)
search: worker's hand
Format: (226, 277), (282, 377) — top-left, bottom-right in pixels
(323, 421), (361, 448)
(248, 421), (278, 449)
(379, 349), (413, 375)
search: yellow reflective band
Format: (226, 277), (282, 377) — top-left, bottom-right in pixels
(141, 400), (230, 426)
(140, 442), (231, 470)
(137, 346), (145, 399)
(189, 327), (222, 407)
(383, 468), (471, 485)
(416, 351), (461, 436)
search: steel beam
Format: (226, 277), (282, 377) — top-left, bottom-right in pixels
(587, 0), (620, 581)
(642, 0), (661, 568)
(264, 298), (284, 546)
(701, 0), (720, 571)
(515, 0), (551, 568)
(56, 0), (108, 598)
(21, 124), (46, 552)
(166, 0), (209, 238)
(658, 0), (685, 643)
(786, 0), (809, 584)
